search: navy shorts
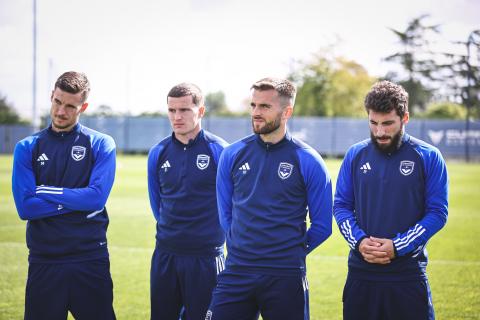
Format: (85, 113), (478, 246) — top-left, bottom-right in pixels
(343, 276), (435, 320)
(24, 258), (115, 320)
(150, 247), (225, 320)
(206, 270), (309, 320)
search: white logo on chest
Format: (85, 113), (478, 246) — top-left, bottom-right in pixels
(71, 146), (86, 161)
(360, 162), (371, 174)
(196, 154), (210, 170)
(399, 160), (415, 176)
(161, 160), (171, 172)
(37, 153), (49, 166)
(278, 162), (294, 180)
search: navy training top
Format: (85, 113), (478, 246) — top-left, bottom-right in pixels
(12, 123), (116, 263)
(334, 133), (448, 281)
(147, 129), (228, 257)
(217, 132), (333, 275)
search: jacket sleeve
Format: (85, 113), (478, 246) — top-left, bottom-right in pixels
(208, 137), (229, 165)
(216, 147), (234, 233)
(392, 147), (448, 256)
(299, 148), (333, 254)
(333, 148), (368, 250)
(147, 144), (163, 221)
(12, 138), (71, 220)
(35, 135), (116, 212)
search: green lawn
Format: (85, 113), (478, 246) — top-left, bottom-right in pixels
(1, 155), (479, 319)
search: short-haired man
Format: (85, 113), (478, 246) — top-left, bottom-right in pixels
(148, 83), (228, 319)
(207, 77), (333, 319)
(334, 81), (448, 320)
(12, 71), (116, 320)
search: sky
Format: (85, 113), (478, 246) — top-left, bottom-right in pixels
(0, 0), (478, 122)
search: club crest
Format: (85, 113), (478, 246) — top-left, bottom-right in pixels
(71, 146), (86, 161)
(196, 154), (210, 170)
(278, 162), (294, 180)
(399, 160), (415, 176)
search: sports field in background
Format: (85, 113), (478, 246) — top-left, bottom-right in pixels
(1, 154), (479, 319)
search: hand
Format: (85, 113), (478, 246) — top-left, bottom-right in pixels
(370, 237), (396, 259)
(358, 237), (394, 264)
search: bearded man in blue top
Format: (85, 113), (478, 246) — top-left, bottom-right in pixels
(334, 81), (448, 320)
(208, 77), (333, 320)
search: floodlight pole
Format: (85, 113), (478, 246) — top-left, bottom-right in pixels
(464, 30), (480, 162)
(465, 34), (472, 162)
(32, 0), (38, 131)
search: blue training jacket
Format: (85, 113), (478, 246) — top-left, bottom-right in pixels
(147, 129), (228, 257)
(12, 123), (116, 263)
(217, 132), (332, 275)
(334, 133), (448, 281)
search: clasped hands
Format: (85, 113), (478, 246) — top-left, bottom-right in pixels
(358, 237), (396, 264)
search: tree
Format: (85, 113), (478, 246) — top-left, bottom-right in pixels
(89, 104), (117, 116)
(420, 102), (467, 119)
(435, 29), (480, 119)
(0, 93), (26, 124)
(385, 15), (440, 114)
(205, 91), (228, 115)
(289, 54), (375, 117)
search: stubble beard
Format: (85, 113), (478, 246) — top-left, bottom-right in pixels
(252, 115), (282, 135)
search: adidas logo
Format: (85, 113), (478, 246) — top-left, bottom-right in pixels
(37, 153), (49, 165)
(239, 162), (250, 174)
(161, 160), (171, 172)
(360, 162), (371, 174)
(37, 153), (49, 161)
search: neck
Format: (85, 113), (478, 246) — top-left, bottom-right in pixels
(51, 122), (77, 133)
(259, 125), (287, 144)
(175, 127), (201, 145)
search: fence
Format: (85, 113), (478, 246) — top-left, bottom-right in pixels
(2, 117), (480, 160)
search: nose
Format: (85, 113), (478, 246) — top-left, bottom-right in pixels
(251, 106), (260, 117)
(376, 125), (386, 137)
(56, 105), (67, 115)
(174, 112), (182, 120)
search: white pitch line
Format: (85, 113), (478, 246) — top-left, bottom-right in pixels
(1, 242), (479, 267)
(308, 254), (480, 266)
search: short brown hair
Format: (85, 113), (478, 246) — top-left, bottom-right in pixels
(167, 83), (204, 106)
(54, 71), (90, 103)
(251, 77), (296, 107)
(364, 81), (409, 118)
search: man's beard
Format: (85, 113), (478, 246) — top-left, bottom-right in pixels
(252, 115), (281, 135)
(371, 127), (404, 154)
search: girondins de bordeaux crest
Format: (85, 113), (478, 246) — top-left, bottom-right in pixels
(399, 160), (415, 176)
(196, 154), (210, 170)
(278, 162), (294, 180)
(71, 146), (86, 161)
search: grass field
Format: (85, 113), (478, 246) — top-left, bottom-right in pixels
(1, 154), (479, 319)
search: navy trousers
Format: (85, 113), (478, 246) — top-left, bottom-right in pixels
(343, 277), (435, 320)
(24, 258), (115, 320)
(150, 247), (225, 320)
(207, 270), (309, 320)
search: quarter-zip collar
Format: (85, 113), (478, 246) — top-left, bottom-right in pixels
(47, 123), (81, 138)
(172, 129), (204, 148)
(255, 131), (292, 150)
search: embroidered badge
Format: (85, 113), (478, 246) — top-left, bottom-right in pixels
(71, 146), (86, 161)
(196, 154), (210, 170)
(278, 162), (294, 180)
(399, 160), (415, 176)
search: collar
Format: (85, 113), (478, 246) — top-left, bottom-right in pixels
(255, 131), (292, 150)
(47, 123), (81, 137)
(172, 129), (204, 147)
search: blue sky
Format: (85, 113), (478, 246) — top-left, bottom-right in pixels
(0, 0), (478, 121)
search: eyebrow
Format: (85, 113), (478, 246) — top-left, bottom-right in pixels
(251, 102), (271, 107)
